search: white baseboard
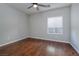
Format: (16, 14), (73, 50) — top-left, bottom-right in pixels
(29, 37), (70, 44)
(70, 43), (79, 54)
(0, 37), (28, 47)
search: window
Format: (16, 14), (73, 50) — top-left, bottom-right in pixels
(47, 16), (63, 34)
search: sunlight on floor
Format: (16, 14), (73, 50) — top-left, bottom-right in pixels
(46, 46), (55, 53)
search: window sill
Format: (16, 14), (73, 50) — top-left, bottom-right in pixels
(48, 33), (63, 35)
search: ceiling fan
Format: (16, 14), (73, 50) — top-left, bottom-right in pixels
(27, 3), (50, 10)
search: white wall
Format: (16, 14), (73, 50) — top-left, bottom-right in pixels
(0, 4), (29, 45)
(71, 4), (79, 53)
(0, 4), (71, 46)
(29, 7), (71, 43)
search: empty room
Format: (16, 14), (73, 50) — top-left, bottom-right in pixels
(0, 3), (79, 56)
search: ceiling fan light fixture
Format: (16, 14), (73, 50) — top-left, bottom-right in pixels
(33, 4), (38, 8)
(27, 3), (50, 10)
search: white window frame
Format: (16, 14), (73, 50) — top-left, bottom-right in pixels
(47, 16), (63, 34)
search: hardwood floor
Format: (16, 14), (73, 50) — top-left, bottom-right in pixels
(0, 38), (78, 56)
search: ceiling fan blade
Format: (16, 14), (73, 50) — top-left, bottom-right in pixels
(36, 7), (39, 11)
(27, 5), (33, 9)
(38, 4), (50, 7)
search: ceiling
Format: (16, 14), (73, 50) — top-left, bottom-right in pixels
(7, 3), (71, 15)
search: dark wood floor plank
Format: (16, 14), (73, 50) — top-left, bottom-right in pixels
(0, 38), (78, 56)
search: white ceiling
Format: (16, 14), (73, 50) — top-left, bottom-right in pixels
(7, 3), (71, 15)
